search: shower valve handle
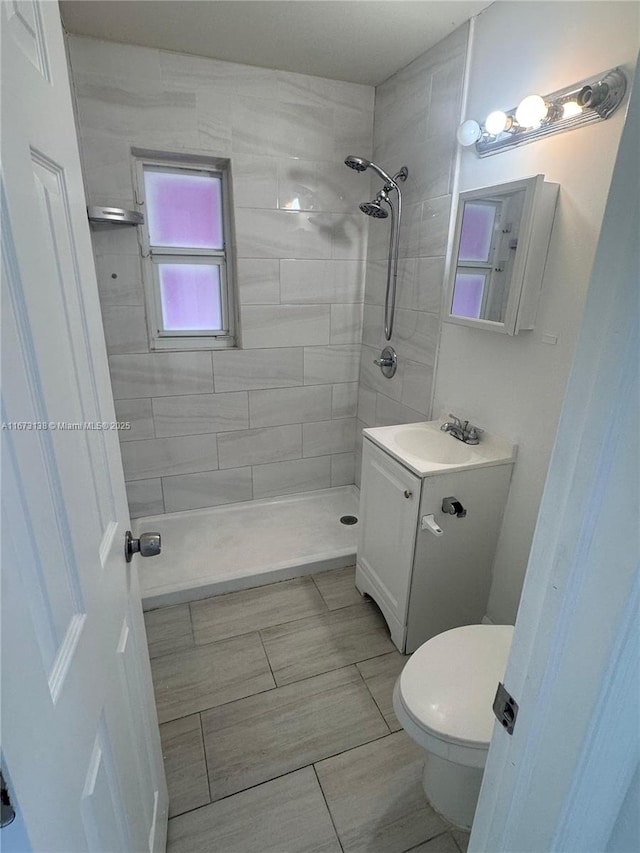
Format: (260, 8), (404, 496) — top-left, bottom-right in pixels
(374, 355), (394, 367)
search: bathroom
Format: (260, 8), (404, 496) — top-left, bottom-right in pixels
(65, 0), (638, 846)
(2, 0), (637, 851)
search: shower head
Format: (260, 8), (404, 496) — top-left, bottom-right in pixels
(344, 155), (371, 173)
(345, 154), (396, 186)
(359, 199), (389, 219)
(360, 187), (391, 219)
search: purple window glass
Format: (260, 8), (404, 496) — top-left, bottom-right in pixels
(158, 264), (223, 331)
(144, 169), (223, 250)
(458, 202), (497, 263)
(452, 273), (486, 319)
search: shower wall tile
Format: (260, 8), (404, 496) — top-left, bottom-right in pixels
(162, 468), (253, 513)
(331, 453), (356, 487)
(374, 394), (424, 428)
(277, 70), (374, 113)
(68, 37), (161, 82)
(304, 345), (361, 385)
(241, 305), (331, 349)
(79, 131), (137, 209)
(420, 195), (452, 257)
(121, 434), (218, 481)
(152, 392), (249, 437)
(397, 257), (446, 314)
(126, 478), (165, 518)
(363, 260), (387, 306)
(231, 96), (335, 160)
(101, 306), (148, 355)
(277, 160), (365, 214)
(333, 104), (375, 160)
(94, 254), (144, 308)
(90, 222), (140, 258)
(213, 348), (303, 392)
(332, 383), (358, 419)
(392, 309), (439, 367)
(70, 35), (375, 513)
(330, 213), (369, 261)
(401, 361), (433, 417)
(252, 457), (331, 499)
(236, 259), (281, 305)
(196, 90), (233, 155)
(357, 386), (377, 428)
(114, 398), (155, 442)
(235, 208), (332, 260)
(249, 385), (332, 429)
(361, 304), (385, 349)
(109, 352), (214, 400)
(159, 50), (278, 99)
(303, 418), (356, 458)
(232, 154), (279, 209)
(280, 260), (363, 304)
(330, 303), (363, 345)
(217, 425), (302, 470)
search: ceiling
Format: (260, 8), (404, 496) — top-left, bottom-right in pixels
(59, 1), (491, 86)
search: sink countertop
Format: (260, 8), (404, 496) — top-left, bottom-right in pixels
(363, 418), (517, 477)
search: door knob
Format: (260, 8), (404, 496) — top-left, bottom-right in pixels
(124, 530), (161, 563)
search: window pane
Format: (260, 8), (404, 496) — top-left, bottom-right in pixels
(452, 272), (486, 319)
(458, 202), (497, 262)
(144, 169), (223, 249)
(158, 264), (223, 331)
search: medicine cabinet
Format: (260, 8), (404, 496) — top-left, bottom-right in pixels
(445, 175), (559, 335)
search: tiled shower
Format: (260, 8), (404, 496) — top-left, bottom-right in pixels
(67, 24), (466, 519)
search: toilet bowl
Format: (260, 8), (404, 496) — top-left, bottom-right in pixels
(393, 624), (514, 830)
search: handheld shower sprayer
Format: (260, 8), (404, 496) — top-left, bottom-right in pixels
(344, 155), (407, 341)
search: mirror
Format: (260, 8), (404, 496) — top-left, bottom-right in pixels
(446, 175), (559, 335)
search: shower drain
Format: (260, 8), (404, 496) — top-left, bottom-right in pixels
(340, 515), (358, 525)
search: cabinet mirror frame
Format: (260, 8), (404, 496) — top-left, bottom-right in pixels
(445, 174), (557, 336)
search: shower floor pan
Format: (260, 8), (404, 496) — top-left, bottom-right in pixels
(134, 485), (360, 610)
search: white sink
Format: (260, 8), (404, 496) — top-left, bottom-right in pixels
(362, 419), (516, 476)
(393, 426), (479, 464)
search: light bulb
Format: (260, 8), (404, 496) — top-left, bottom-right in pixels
(456, 119), (482, 147)
(562, 101), (583, 119)
(515, 95), (548, 128)
(484, 110), (510, 135)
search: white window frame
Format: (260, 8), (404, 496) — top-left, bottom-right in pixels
(133, 153), (237, 351)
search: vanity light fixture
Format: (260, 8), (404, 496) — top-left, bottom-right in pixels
(457, 67), (627, 157)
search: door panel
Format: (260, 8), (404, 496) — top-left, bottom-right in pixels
(1, 2), (168, 850)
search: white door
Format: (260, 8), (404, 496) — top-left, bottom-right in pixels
(1, 2), (168, 851)
(470, 63), (639, 851)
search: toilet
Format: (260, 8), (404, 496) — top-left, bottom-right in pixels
(393, 624), (514, 830)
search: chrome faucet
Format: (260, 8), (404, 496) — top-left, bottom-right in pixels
(440, 414), (483, 445)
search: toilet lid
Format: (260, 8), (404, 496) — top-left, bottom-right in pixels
(399, 625), (514, 748)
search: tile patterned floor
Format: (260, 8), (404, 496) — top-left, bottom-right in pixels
(144, 566), (471, 853)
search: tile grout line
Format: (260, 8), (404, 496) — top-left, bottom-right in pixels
(400, 830), (455, 853)
(256, 628), (277, 686)
(311, 763), (345, 853)
(354, 663), (392, 734)
(198, 711), (214, 806)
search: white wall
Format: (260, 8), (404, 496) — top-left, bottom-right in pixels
(433, 1), (639, 623)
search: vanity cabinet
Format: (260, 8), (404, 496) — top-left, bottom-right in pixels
(356, 434), (514, 653)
